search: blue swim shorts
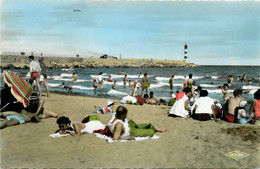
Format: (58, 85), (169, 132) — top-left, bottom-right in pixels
(6, 115), (26, 124)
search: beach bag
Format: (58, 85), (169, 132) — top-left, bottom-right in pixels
(136, 95), (144, 105)
(82, 115), (100, 123)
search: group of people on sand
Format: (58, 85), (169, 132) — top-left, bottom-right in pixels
(56, 105), (167, 140)
(167, 73), (260, 124)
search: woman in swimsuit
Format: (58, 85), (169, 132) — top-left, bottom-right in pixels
(56, 116), (105, 136)
(0, 110), (40, 129)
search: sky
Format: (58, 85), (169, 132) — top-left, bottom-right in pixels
(1, 0), (260, 65)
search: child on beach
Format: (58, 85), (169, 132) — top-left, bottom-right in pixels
(220, 83), (229, 104)
(141, 73), (150, 97)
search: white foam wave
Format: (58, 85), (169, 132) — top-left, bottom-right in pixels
(207, 89), (234, 94)
(200, 84), (219, 88)
(47, 83), (62, 88)
(242, 85), (260, 90)
(211, 76), (220, 79)
(60, 73), (73, 77)
(71, 85), (94, 90)
(107, 89), (128, 96)
(61, 68), (74, 71)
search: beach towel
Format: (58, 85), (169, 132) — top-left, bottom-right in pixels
(94, 133), (159, 143)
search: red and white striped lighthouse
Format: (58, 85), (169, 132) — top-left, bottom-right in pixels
(184, 42), (188, 62)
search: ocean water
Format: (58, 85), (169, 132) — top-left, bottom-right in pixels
(2, 66), (260, 103)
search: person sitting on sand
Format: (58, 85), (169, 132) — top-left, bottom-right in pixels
(141, 73), (150, 97)
(191, 90), (217, 121)
(144, 91), (158, 105)
(108, 106), (167, 140)
(168, 87), (192, 118)
(56, 116), (105, 136)
(247, 89), (260, 124)
(220, 83), (229, 103)
(60, 82), (73, 93)
(0, 110), (40, 129)
(223, 89), (246, 123)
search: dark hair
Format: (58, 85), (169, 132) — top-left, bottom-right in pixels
(233, 89), (243, 97)
(189, 73), (192, 79)
(144, 94), (149, 98)
(29, 55), (34, 60)
(223, 83), (229, 88)
(99, 72), (102, 75)
(172, 75), (174, 78)
(116, 106), (128, 120)
(144, 73), (147, 76)
(56, 116), (71, 125)
(183, 87), (192, 94)
(254, 89), (260, 100)
(200, 90), (208, 97)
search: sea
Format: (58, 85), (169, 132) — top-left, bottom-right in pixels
(2, 66), (260, 104)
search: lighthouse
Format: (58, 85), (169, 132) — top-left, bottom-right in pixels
(184, 42), (188, 62)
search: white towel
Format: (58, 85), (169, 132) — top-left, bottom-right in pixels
(49, 132), (71, 138)
(94, 133), (159, 143)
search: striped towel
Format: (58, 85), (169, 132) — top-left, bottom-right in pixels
(3, 71), (34, 107)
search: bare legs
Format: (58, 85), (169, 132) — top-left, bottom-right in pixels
(43, 79), (49, 96)
(0, 119), (20, 129)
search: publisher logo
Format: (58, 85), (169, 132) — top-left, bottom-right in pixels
(225, 150), (250, 160)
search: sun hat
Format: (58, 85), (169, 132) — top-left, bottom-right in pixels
(107, 100), (114, 107)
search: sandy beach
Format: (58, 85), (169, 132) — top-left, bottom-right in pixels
(1, 93), (259, 168)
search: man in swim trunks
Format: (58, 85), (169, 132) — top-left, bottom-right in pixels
(0, 110), (40, 129)
(141, 73), (150, 97)
(29, 55), (42, 97)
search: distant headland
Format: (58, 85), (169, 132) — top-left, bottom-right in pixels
(0, 54), (196, 69)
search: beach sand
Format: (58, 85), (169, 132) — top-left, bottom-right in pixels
(1, 93), (259, 168)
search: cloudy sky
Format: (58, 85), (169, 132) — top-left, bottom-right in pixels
(1, 0), (260, 65)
